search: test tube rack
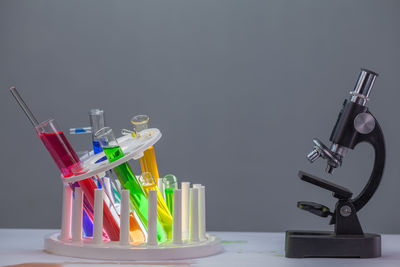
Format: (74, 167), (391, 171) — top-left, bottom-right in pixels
(44, 128), (222, 260)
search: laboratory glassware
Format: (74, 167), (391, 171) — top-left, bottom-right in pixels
(140, 172), (173, 239)
(10, 87), (120, 241)
(162, 174), (178, 214)
(131, 115), (161, 184)
(95, 127), (167, 242)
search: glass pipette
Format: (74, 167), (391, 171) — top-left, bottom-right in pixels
(9, 87), (39, 127)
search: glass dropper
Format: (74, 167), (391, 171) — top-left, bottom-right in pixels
(10, 87), (40, 127)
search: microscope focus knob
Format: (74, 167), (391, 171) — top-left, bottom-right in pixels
(354, 112), (375, 134)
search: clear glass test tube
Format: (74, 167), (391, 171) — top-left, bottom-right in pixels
(162, 174), (178, 214)
(69, 109), (110, 236)
(89, 109), (105, 154)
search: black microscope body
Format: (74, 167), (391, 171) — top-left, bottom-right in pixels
(285, 69), (385, 258)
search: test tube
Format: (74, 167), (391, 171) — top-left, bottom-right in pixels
(45, 120), (93, 237)
(162, 174), (178, 214)
(89, 109), (106, 154)
(36, 119), (84, 177)
(35, 119), (120, 241)
(91, 120), (146, 244)
(95, 127), (167, 242)
(131, 115), (161, 184)
(70, 109), (107, 157)
(69, 109), (110, 237)
(140, 172), (173, 240)
(10, 87), (120, 241)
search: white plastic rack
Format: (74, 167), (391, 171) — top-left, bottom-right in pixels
(44, 128), (222, 260)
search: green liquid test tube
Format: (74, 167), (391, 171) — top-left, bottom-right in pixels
(95, 127), (167, 242)
(162, 174), (178, 214)
(139, 172), (173, 239)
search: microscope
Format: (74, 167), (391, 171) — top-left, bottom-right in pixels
(285, 69), (385, 258)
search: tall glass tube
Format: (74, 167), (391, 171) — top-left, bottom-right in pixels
(35, 119), (120, 241)
(162, 174), (178, 214)
(131, 115), (161, 184)
(89, 109), (106, 154)
(10, 88), (119, 241)
(88, 109), (145, 242)
(95, 127), (167, 242)
(69, 109), (107, 236)
(139, 172), (173, 239)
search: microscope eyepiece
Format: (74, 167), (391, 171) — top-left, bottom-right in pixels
(350, 69), (378, 106)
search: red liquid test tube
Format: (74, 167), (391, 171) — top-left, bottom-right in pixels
(36, 119), (120, 241)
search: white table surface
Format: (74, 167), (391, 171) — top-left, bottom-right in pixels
(1, 229), (400, 267)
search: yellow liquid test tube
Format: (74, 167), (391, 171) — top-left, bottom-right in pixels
(131, 115), (161, 184)
(139, 146), (160, 184)
(140, 172), (173, 239)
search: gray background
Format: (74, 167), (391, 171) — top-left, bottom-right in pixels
(1, 0), (400, 233)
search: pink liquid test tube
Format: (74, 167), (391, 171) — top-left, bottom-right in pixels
(10, 87), (120, 241)
(35, 119), (121, 241)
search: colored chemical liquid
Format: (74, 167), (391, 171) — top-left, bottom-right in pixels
(139, 146), (160, 184)
(142, 183), (173, 239)
(93, 140), (108, 163)
(38, 131), (120, 241)
(93, 140), (103, 154)
(128, 213), (146, 243)
(101, 175), (145, 243)
(82, 202), (93, 236)
(39, 131), (82, 177)
(100, 176), (145, 243)
(165, 188), (175, 214)
(78, 178), (120, 241)
(103, 146), (167, 242)
(40, 131), (93, 235)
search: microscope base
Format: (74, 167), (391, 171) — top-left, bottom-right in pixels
(285, 230), (381, 258)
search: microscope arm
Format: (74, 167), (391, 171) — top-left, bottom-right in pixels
(352, 114), (385, 212)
